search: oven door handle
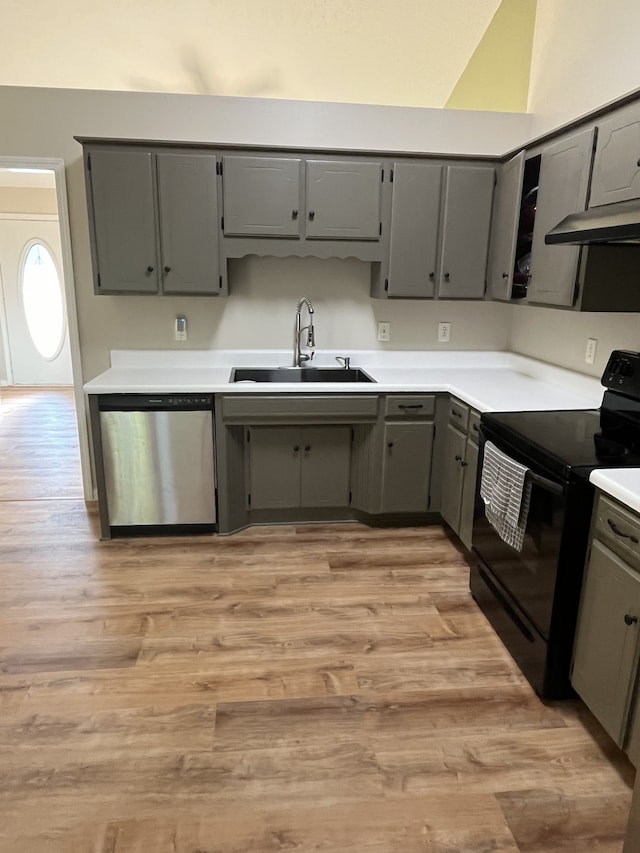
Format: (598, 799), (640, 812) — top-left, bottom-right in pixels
(527, 470), (564, 496)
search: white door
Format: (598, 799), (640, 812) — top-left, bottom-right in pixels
(0, 217), (73, 385)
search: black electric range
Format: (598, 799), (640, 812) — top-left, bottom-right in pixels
(470, 350), (640, 699)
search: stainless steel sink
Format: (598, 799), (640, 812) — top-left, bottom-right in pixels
(230, 367), (375, 383)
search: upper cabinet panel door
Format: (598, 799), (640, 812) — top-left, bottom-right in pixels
(590, 104), (640, 207)
(222, 156), (302, 237)
(438, 166), (495, 299)
(387, 162), (442, 298)
(486, 151), (525, 301)
(305, 160), (382, 240)
(527, 128), (594, 307)
(89, 149), (159, 293)
(157, 153), (219, 295)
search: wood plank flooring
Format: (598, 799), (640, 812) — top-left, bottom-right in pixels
(0, 388), (635, 851)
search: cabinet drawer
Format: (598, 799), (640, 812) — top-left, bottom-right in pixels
(220, 394), (379, 424)
(384, 395), (435, 418)
(468, 410), (481, 442)
(594, 493), (640, 571)
(448, 398), (469, 431)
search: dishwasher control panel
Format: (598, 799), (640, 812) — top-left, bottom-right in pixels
(98, 394), (214, 410)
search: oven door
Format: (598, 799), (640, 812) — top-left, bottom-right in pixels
(472, 425), (569, 640)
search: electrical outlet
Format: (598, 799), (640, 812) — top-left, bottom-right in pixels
(438, 322), (451, 343)
(377, 321), (390, 342)
(585, 337), (597, 364)
(175, 315), (187, 342)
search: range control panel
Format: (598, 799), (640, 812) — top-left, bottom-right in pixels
(602, 350), (640, 395)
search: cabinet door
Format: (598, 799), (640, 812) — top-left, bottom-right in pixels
(438, 166), (494, 299)
(458, 437), (479, 550)
(571, 539), (640, 746)
(305, 160), (381, 240)
(527, 128), (594, 307)
(222, 156), (302, 237)
(300, 427), (351, 508)
(486, 151), (525, 301)
(380, 422), (434, 513)
(386, 162), (442, 298)
(590, 104), (640, 207)
(439, 423), (467, 533)
(248, 427), (301, 510)
(88, 149), (159, 294)
(157, 153), (220, 295)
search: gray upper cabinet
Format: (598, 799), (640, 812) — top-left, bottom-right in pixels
(590, 102), (640, 207)
(305, 160), (381, 240)
(88, 149), (159, 294)
(386, 162), (442, 298)
(84, 145), (222, 296)
(527, 128), (594, 307)
(156, 153), (220, 295)
(438, 165), (495, 299)
(221, 155), (382, 246)
(486, 151), (525, 301)
(222, 156), (302, 237)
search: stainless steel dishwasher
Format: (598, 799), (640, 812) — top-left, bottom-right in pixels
(98, 394), (216, 533)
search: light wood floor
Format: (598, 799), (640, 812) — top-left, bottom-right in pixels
(0, 387), (635, 852)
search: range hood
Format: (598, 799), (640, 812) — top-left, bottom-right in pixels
(546, 198), (640, 245)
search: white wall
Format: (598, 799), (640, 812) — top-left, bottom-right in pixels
(509, 305), (640, 378)
(528, 1), (640, 132)
(0, 86), (533, 382)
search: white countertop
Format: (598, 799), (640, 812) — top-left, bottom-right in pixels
(590, 470), (640, 515)
(84, 349), (603, 414)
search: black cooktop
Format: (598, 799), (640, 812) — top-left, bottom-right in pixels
(480, 351), (640, 482)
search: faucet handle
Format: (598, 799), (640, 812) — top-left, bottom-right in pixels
(336, 356), (351, 369)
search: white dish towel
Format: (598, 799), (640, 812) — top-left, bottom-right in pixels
(480, 440), (532, 552)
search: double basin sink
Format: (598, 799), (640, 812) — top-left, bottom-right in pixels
(231, 367), (375, 383)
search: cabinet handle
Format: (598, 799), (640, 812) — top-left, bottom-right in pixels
(461, 460), (468, 468)
(428, 272), (435, 281)
(454, 454), (462, 461)
(293, 445), (300, 452)
(452, 410), (462, 419)
(163, 266), (171, 273)
(607, 518), (639, 543)
(398, 404), (423, 410)
(146, 265), (154, 273)
(625, 614), (638, 626)
(292, 209), (299, 219)
(443, 272), (450, 281)
(637, 158), (640, 168)
(304, 445), (311, 452)
(308, 210), (315, 221)
(472, 423), (479, 432)
(387, 441), (394, 448)
(502, 273), (509, 279)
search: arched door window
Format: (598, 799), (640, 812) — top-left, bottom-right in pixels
(21, 242), (65, 360)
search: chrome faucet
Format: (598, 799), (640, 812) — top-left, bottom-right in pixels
(293, 297), (315, 367)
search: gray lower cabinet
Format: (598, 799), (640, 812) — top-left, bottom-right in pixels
(439, 399), (480, 549)
(84, 146), (222, 296)
(572, 493), (640, 756)
(247, 424), (351, 510)
(380, 421), (434, 513)
(589, 101), (640, 207)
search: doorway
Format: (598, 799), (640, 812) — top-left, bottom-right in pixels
(0, 168), (73, 385)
